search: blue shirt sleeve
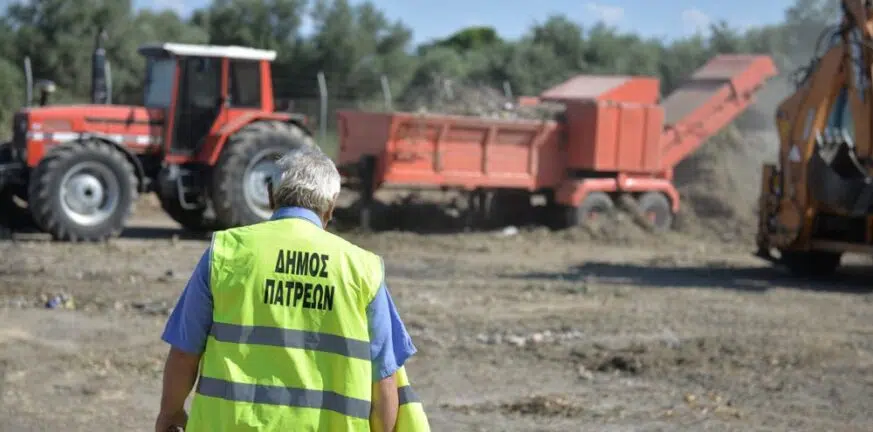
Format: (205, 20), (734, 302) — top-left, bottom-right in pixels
(367, 273), (417, 381)
(161, 248), (214, 355)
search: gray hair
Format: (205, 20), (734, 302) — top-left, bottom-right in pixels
(270, 146), (341, 215)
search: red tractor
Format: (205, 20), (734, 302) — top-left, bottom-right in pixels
(0, 43), (315, 241)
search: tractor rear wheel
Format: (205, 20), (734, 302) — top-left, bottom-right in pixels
(27, 140), (138, 241)
(211, 121), (315, 228)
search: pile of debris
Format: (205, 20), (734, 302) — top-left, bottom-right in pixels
(673, 125), (779, 243)
(403, 76), (564, 121)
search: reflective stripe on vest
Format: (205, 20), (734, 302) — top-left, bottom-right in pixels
(187, 218), (383, 431)
(395, 365), (431, 432)
(398, 384), (419, 405)
(196, 376), (372, 418)
(209, 322), (371, 359)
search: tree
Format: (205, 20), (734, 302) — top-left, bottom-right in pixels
(0, 0), (841, 140)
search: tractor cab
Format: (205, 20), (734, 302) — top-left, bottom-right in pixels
(136, 43), (276, 161)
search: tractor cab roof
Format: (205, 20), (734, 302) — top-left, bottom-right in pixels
(137, 43), (277, 61)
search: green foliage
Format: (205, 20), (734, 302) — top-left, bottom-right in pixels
(419, 26), (502, 54)
(0, 0), (839, 139)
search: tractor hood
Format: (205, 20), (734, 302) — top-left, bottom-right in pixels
(18, 104), (165, 140)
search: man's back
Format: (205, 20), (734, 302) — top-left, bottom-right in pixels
(188, 218), (383, 431)
(156, 145), (421, 432)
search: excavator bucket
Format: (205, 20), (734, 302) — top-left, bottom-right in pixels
(807, 129), (873, 216)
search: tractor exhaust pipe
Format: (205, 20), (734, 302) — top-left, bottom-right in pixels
(91, 27), (110, 104)
(24, 56), (32, 107)
(23, 56), (56, 107)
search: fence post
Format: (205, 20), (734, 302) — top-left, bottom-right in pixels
(380, 74), (393, 111)
(105, 61), (113, 104)
(23, 56), (32, 106)
(442, 78), (454, 100)
(316, 71), (328, 145)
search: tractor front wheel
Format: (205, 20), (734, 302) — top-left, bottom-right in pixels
(211, 121), (315, 228)
(0, 141), (35, 233)
(27, 140), (138, 241)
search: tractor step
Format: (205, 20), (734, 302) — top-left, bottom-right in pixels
(175, 168), (205, 210)
(0, 156), (23, 188)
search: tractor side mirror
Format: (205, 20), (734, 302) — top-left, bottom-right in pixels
(35, 79), (56, 106)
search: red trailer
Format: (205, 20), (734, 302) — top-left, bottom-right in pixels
(337, 54), (778, 231)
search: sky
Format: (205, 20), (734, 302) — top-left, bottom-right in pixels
(139, 0), (793, 45)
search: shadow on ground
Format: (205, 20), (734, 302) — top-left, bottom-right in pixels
(0, 224), (211, 242)
(504, 260), (873, 294)
(120, 225), (212, 241)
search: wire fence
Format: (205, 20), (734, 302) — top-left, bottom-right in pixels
(0, 69), (524, 156)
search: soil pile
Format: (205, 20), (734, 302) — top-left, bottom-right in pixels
(672, 125), (779, 244)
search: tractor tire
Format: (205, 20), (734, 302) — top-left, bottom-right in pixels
(211, 121), (315, 228)
(575, 192), (615, 225)
(27, 140), (138, 241)
(780, 250), (842, 277)
(0, 187), (34, 232)
(636, 192), (673, 232)
(0, 142), (35, 233)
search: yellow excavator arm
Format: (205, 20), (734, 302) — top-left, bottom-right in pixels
(758, 0), (873, 275)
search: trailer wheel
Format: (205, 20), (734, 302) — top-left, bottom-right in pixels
(780, 250), (842, 277)
(575, 192), (614, 225)
(636, 192), (673, 232)
(27, 140), (138, 241)
(212, 121), (315, 228)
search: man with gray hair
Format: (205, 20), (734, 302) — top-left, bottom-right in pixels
(155, 145), (420, 431)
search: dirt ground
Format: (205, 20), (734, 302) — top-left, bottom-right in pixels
(1, 120), (872, 431)
(2, 191), (873, 432)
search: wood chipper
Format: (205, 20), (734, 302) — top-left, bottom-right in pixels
(337, 54), (778, 232)
(757, 0), (873, 276)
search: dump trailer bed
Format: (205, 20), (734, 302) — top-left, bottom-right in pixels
(337, 112), (562, 191)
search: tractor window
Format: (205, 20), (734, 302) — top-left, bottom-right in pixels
(143, 58), (176, 108)
(826, 87), (855, 141)
(229, 61), (262, 108)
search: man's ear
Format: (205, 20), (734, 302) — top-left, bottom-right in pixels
(323, 202), (336, 227)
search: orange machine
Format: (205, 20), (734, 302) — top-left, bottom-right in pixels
(338, 54), (777, 231)
(0, 42), (315, 241)
(757, 0), (873, 276)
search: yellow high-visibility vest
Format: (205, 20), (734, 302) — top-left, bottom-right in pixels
(187, 217), (383, 431)
(394, 365), (431, 432)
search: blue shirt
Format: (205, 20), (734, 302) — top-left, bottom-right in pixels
(161, 207), (417, 381)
